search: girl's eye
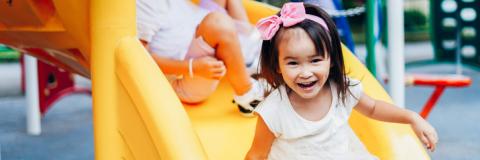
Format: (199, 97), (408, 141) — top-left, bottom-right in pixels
(311, 58), (322, 63)
(287, 61), (298, 65)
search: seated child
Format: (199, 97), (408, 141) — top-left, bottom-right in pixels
(136, 0), (263, 116)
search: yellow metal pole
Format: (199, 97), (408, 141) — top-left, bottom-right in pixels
(90, 0), (136, 158)
(115, 37), (207, 159)
(91, 0), (207, 159)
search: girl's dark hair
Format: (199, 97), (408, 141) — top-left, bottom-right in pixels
(259, 3), (350, 104)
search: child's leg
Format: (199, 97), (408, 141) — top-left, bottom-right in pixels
(203, 0), (249, 23)
(224, 0), (249, 23)
(195, 12), (252, 96)
(199, 0), (228, 14)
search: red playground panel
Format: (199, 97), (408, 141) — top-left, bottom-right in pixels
(20, 54), (91, 115)
(406, 74), (472, 119)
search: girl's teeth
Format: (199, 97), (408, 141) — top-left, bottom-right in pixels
(297, 81), (317, 88)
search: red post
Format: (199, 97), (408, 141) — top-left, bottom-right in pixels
(419, 86), (446, 119)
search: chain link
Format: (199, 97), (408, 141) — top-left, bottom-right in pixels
(325, 6), (366, 18)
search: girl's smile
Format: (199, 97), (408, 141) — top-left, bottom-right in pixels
(297, 80), (318, 90)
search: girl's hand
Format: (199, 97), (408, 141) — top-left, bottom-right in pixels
(192, 56), (226, 80)
(410, 113), (439, 152)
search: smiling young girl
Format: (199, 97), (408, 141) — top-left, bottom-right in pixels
(245, 2), (438, 159)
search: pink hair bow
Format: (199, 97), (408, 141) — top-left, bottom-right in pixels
(256, 2), (329, 40)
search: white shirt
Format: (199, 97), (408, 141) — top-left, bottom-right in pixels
(136, 0), (209, 60)
(136, 0), (262, 65)
(255, 79), (377, 160)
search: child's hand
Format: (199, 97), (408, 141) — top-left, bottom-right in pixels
(193, 56), (226, 80)
(410, 114), (438, 152)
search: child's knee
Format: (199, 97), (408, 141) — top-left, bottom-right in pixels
(202, 12), (237, 38)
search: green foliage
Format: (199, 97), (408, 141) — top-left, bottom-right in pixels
(0, 44), (20, 62)
(404, 9), (427, 31)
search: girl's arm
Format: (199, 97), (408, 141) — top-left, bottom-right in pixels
(354, 92), (439, 152)
(140, 40), (226, 79)
(150, 54), (190, 76)
(245, 116), (275, 160)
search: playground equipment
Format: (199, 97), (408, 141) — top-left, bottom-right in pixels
(0, 0), (430, 159)
(20, 54), (91, 135)
(19, 54), (91, 114)
(406, 74), (471, 119)
(363, 0), (474, 117)
(403, 0), (477, 119)
(351, 0), (403, 106)
(418, 0), (479, 119)
(431, 0), (480, 68)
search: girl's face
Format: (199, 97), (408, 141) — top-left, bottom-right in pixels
(277, 28), (331, 99)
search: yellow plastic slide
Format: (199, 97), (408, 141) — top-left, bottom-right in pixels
(0, 0), (429, 159)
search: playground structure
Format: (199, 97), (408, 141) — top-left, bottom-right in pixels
(0, 0), (431, 159)
(431, 0), (480, 68)
(19, 54), (92, 115)
(358, 0), (475, 119)
(401, 0), (477, 119)
(406, 73), (471, 118)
